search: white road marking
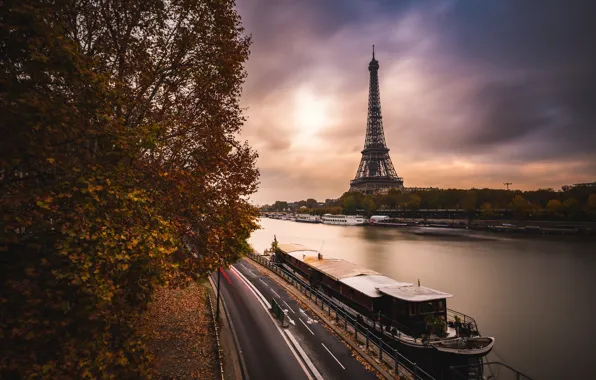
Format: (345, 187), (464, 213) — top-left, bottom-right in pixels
(299, 318), (315, 336)
(322, 343), (346, 370)
(231, 266), (270, 309)
(270, 288), (281, 298)
(239, 262), (256, 276)
(283, 301), (296, 314)
(229, 266), (313, 380)
(285, 313), (295, 326)
(259, 278), (268, 286)
(286, 331), (324, 380)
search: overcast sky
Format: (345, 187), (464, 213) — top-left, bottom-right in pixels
(235, 0), (596, 205)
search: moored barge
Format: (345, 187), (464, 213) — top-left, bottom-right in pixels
(273, 242), (494, 378)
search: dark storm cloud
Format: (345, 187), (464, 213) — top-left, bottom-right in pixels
(236, 0), (596, 204)
(443, 0), (596, 159)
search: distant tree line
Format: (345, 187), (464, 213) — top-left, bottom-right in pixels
(261, 186), (596, 221)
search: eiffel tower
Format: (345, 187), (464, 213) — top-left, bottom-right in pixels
(349, 46), (404, 194)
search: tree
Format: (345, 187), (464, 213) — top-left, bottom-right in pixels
(407, 194), (422, 218)
(273, 201), (289, 211)
(588, 194), (596, 217)
(479, 202), (495, 218)
(305, 198), (318, 209)
(362, 196), (377, 216)
(563, 198), (581, 219)
(342, 194), (358, 214)
(510, 195), (530, 220)
(1, 0), (257, 377)
(546, 199), (564, 216)
(462, 191), (477, 222)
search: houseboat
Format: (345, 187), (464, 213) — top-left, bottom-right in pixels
(273, 242), (494, 378)
(369, 215), (390, 224)
(295, 214), (321, 223)
(321, 214), (366, 225)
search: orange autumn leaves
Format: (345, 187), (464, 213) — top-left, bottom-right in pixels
(144, 284), (219, 379)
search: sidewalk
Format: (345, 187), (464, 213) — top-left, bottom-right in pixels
(144, 282), (219, 379)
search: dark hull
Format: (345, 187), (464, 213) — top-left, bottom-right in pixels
(295, 219), (320, 223)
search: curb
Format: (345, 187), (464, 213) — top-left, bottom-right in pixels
(245, 256), (402, 380)
(206, 292), (225, 380)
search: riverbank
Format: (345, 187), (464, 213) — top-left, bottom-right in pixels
(373, 218), (596, 237)
(144, 282), (219, 379)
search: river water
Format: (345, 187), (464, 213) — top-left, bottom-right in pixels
(249, 218), (596, 380)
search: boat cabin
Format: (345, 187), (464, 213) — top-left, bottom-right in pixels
(378, 285), (452, 337)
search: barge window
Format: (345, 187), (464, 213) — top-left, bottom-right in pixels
(409, 304), (417, 316)
(438, 300), (444, 311)
(418, 301), (435, 315)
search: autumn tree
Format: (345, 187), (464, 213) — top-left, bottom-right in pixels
(342, 194), (358, 214)
(479, 202), (495, 218)
(1, 0), (257, 377)
(510, 194), (530, 220)
(362, 195), (377, 216)
(462, 191), (477, 222)
(546, 199), (564, 216)
(563, 198), (581, 219)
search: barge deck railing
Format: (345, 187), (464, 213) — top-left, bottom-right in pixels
(446, 309), (480, 336)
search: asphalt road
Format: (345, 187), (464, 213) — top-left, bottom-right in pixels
(219, 258), (378, 380)
(214, 266), (311, 380)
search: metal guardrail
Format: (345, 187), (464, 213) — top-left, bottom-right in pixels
(246, 251), (436, 380)
(207, 294), (225, 380)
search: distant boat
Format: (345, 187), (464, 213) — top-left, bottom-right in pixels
(369, 215), (390, 224)
(321, 214), (366, 226)
(295, 214), (321, 223)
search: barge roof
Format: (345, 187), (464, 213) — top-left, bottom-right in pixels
(279, 243), (452, 302)
(378, 285), (453, 302)
(278, 243), (317, 253)
(281, 248), (378, 280)
(339, 275), (412, 298)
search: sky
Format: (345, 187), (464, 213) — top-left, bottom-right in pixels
(235, 0), (596, 206)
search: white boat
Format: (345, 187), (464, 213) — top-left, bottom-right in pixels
(321, 214), (366, 225)
(295, 214), (321, 223)
(369, 215), (390, 224)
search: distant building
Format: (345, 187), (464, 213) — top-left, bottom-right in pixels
(573, 181), (596, 187)
(562, 181), (596, 191)
(403, 187), (439, 193)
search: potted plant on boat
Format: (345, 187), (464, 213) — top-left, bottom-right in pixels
(454, 315), (462, 328)
(425, 315), (447, 338)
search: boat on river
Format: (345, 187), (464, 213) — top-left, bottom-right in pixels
(295, 214), (321, 223)
(274, 242), (494, 378)
(321, 214), (366, 225)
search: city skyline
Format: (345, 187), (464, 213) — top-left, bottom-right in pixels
(237, 0), (596, 205)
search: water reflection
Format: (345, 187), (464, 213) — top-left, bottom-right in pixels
(249, 218), (596, 380)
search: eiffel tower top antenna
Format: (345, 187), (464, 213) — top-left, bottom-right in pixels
(372, 44), (375, 59)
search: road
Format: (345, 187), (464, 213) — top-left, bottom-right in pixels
(215, 258), (378, 380)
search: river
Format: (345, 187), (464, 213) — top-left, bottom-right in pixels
(249, 218), (596, 380)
